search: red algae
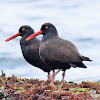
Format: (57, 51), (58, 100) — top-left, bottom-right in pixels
(0, 73), (100, 100)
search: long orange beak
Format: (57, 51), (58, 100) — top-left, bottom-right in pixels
(5, 32), (20, 42)
(26, 30), (43, 41)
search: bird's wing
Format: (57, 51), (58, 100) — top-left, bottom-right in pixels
(40, 37), (82, 63)
(81, 56), (92, 61)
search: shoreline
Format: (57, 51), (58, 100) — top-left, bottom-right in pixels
(0, 72), (100, 100)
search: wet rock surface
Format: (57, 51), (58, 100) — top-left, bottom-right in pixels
(0, 74), (100, 100)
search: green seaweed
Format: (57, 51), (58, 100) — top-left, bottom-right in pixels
(45, 90), (53, 92)
(1, 86), (5, 90)
(55, 86), (61, 89)
(18, 87), (23, 90)
(14, 90), (26, 94)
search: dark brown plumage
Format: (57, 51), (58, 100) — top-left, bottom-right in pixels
(5, 25), (51, 80)
(26, 23), (92, 86)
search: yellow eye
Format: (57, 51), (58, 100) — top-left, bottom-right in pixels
(22, 28), (25, 31)
(45, 26), (48, 29)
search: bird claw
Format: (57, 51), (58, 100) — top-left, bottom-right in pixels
(60, 81), (64, 87)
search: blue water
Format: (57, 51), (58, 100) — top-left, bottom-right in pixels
(0, 0), (100, 83)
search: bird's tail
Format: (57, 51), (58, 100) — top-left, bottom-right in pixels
(81, 56), (92, 61)
(70, 62), (87, 68)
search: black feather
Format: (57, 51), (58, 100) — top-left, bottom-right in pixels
(70, 63), (87, 68)
(81, 56), (92, 61)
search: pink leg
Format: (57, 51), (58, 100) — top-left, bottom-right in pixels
(50, 70), (55, 86)
(50, 69), (61, 86)
(47, 72), (51, 81)
(55, 69), (62, 76)
(61, 70), (66, 86)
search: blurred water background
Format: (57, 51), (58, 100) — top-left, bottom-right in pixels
(0, 0), (100, 83)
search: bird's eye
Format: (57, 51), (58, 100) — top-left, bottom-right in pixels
(22, 28), (25, 31)
(45, 26), (48, 29)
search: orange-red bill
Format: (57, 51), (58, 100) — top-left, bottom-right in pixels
(26, 30), (43, 41)
(5, 32), (20, 42)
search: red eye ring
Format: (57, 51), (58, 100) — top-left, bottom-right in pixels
(45, 26), (48, 29)
(22, 28), (25, 31)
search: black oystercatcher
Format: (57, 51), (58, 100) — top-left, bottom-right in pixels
(5, 25), (52, 81)
(26, 23), (92, 86)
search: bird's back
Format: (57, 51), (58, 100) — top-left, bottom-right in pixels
(40, 36), (87, 70)
(40, 36), (81, 62)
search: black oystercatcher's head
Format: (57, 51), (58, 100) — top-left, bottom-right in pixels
(26, 23), (58, 41)
(19, 25), (34, 37)
(5, 25), (34, 42)
(40, 23), (57, 35)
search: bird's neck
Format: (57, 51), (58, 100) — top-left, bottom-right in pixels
(42, 32), (58, 41)
(20, 33), (36, 46)
(22, 33), (36, 41)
